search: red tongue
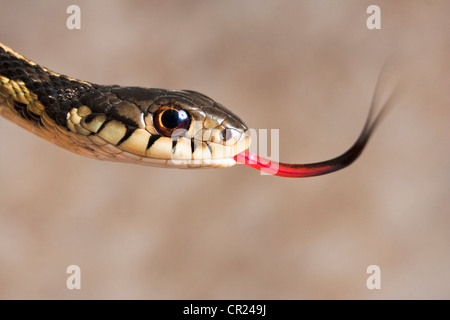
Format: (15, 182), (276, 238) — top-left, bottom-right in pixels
(234, 151), (335, 178)
(233, 98), (389, 178)
(234, 61), (398, 178)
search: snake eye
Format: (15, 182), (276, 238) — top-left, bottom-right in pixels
(153, 105), (191, 137)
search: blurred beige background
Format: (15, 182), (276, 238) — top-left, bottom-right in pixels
(0, 0), (448, 299)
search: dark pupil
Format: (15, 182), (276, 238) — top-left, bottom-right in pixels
(161, 109), (183, 129)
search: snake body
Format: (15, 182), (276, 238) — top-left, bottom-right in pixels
(0, 42), (251, 168)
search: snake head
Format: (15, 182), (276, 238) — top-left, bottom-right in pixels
(91, 86), (252, 168)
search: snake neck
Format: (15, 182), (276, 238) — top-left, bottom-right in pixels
(0, 42), (98, 126)
(0, 42), (121, 161)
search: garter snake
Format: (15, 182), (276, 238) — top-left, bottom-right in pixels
(0, 42), (250, 169)
(0, 42), (394, 177)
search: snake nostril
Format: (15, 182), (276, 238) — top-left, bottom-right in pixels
(221, 129), (232, 142)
